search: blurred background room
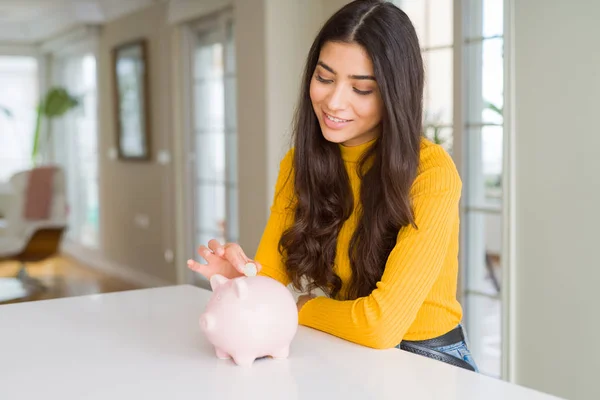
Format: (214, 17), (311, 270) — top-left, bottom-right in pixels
(0, 1), (598, 399)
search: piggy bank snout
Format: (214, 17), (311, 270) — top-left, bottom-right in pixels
(200, 312), (215, 332)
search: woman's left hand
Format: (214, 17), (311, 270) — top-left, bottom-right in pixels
(297, 294), (315, 312)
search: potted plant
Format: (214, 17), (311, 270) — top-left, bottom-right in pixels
(31, 87), (79, 165)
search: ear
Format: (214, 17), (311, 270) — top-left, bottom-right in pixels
(232, 278), (248, 300)
(210, 274), (229, 291)
(200, 313), (215, 332)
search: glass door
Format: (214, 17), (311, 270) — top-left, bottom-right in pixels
(53, 53), (99, 248)
(187, 12), (238, 286)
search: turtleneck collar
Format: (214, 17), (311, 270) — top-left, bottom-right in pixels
(338, 137), (377, 163)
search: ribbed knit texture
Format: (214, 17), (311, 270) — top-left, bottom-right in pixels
(255, 137), (463, 349)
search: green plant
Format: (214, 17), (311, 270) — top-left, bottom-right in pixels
(421, 101), (503, 153)
(0, 105), (12, 118)
(424, 124), (446, 145)
(484, 100), (503, 118)
(32, 87), (79, 164)
(422, 110), (451, 151)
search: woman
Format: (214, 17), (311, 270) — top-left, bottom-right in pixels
(188, 0), (478, 372)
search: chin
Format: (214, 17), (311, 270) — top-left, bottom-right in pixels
(321, 133), (347, 144)
(319, 125), (351, 144)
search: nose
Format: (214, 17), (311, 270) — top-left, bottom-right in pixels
(325, 83), (348, 112)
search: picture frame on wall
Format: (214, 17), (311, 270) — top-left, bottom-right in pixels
(112, 38), (151, 161)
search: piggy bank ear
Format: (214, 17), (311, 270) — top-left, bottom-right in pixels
(232, 278), (248, 300)
(210, 274), (229, 291)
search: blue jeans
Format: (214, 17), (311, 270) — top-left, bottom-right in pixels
(433, 339), (479, 372)
(397, 325), (479, 372)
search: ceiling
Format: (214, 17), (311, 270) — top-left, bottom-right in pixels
(0, 0), (164, 44)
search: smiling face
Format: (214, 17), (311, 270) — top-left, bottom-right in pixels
(309, 41), (384, 147)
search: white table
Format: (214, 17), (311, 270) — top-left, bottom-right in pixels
(0, 285), (561, 399)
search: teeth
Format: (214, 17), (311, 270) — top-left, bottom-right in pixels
(326, 114), (349, 123)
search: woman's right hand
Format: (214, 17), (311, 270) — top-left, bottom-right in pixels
(187, 239), (262, 280)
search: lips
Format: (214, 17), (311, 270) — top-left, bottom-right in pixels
(322, 111), (353, 129)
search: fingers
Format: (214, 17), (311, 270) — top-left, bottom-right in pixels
(223, 244), (251, 273)
(197, 245), (218, 263)
(217, 242), (260, 275)
(194, 240), (262, 277)
(188, 245), (225, 279)
(207, 239), (224, 256)
(187, 259), (210, 275)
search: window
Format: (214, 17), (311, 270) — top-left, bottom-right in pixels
(463, 0), (504, 379)
(187, 11), (238, 281)
(397, 0), (505, 378)
(400, 0), (454, 153)
(0, 56), (38, 182)
(52, 53), (99, 248)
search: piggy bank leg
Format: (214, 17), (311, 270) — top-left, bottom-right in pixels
(231, 353), (256, 367)
(270, 347), (290, 359)
(215, 348), (230, 360)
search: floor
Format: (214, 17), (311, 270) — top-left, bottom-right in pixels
(0, 255), (140, 305)
(466, 261), (502, 379)
(476, 296), (501, 377)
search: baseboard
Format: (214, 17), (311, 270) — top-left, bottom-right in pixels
(61, 240), (172, 289)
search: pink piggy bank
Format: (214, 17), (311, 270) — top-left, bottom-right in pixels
(200, 274), (298, 366)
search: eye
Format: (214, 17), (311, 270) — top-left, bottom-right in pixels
(353, 88), (373, 96)
(315, 74), (333, 84)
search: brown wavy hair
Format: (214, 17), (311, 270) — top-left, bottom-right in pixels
(278, 0), (424, 300)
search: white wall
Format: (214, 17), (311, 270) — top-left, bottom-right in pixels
(322, 0), (350, 18)
(98, 2), (178, 284)
(234, 0), (269, 258)
(513, 1), (600, 399)
(265, 0), (323, 209)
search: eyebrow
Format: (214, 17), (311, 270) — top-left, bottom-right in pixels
(317, 61), (376, 81)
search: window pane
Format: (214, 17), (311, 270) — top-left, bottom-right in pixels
(423, 125), (453, 155)
(466, 126), (503, 208)
(423, 48), (453, 125)
(227, 187), (238, 242)
(192, 19), (238, 264)
(194, 79), (224, 132)
(0, 56), (38, 182)
(194, 42), (223, 80)
(224, 76), (236, 131)
(79, 55), (99, 247)
(466, 38), (504, 125)
(427, 0), (453, 48)
(465, 0), (503, 40)
(483, 0), (503, 38)
(52, 53), (99, 248)
(465, 210), (502, 296)
(397, 0), (453, 49)
(198, 183), (226, 235)
(226, 132), (237, 184)
(225, 20), (235, 75)
(396, 0), (426, 47)
(465, 293), (501, 378)
(196, 132), (225, 182)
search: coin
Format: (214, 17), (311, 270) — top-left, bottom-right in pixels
(243, 263), (257, 277)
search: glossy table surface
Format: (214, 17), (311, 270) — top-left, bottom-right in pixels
(0, 285), (562, 399)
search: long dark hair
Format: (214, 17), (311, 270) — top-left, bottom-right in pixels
(278, 0), (424, 300)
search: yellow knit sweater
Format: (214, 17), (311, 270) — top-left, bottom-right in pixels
(255, 137), (463, 349)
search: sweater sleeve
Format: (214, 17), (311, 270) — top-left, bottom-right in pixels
(297, 148), (462, 349)
(254, 150), (295, 286)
